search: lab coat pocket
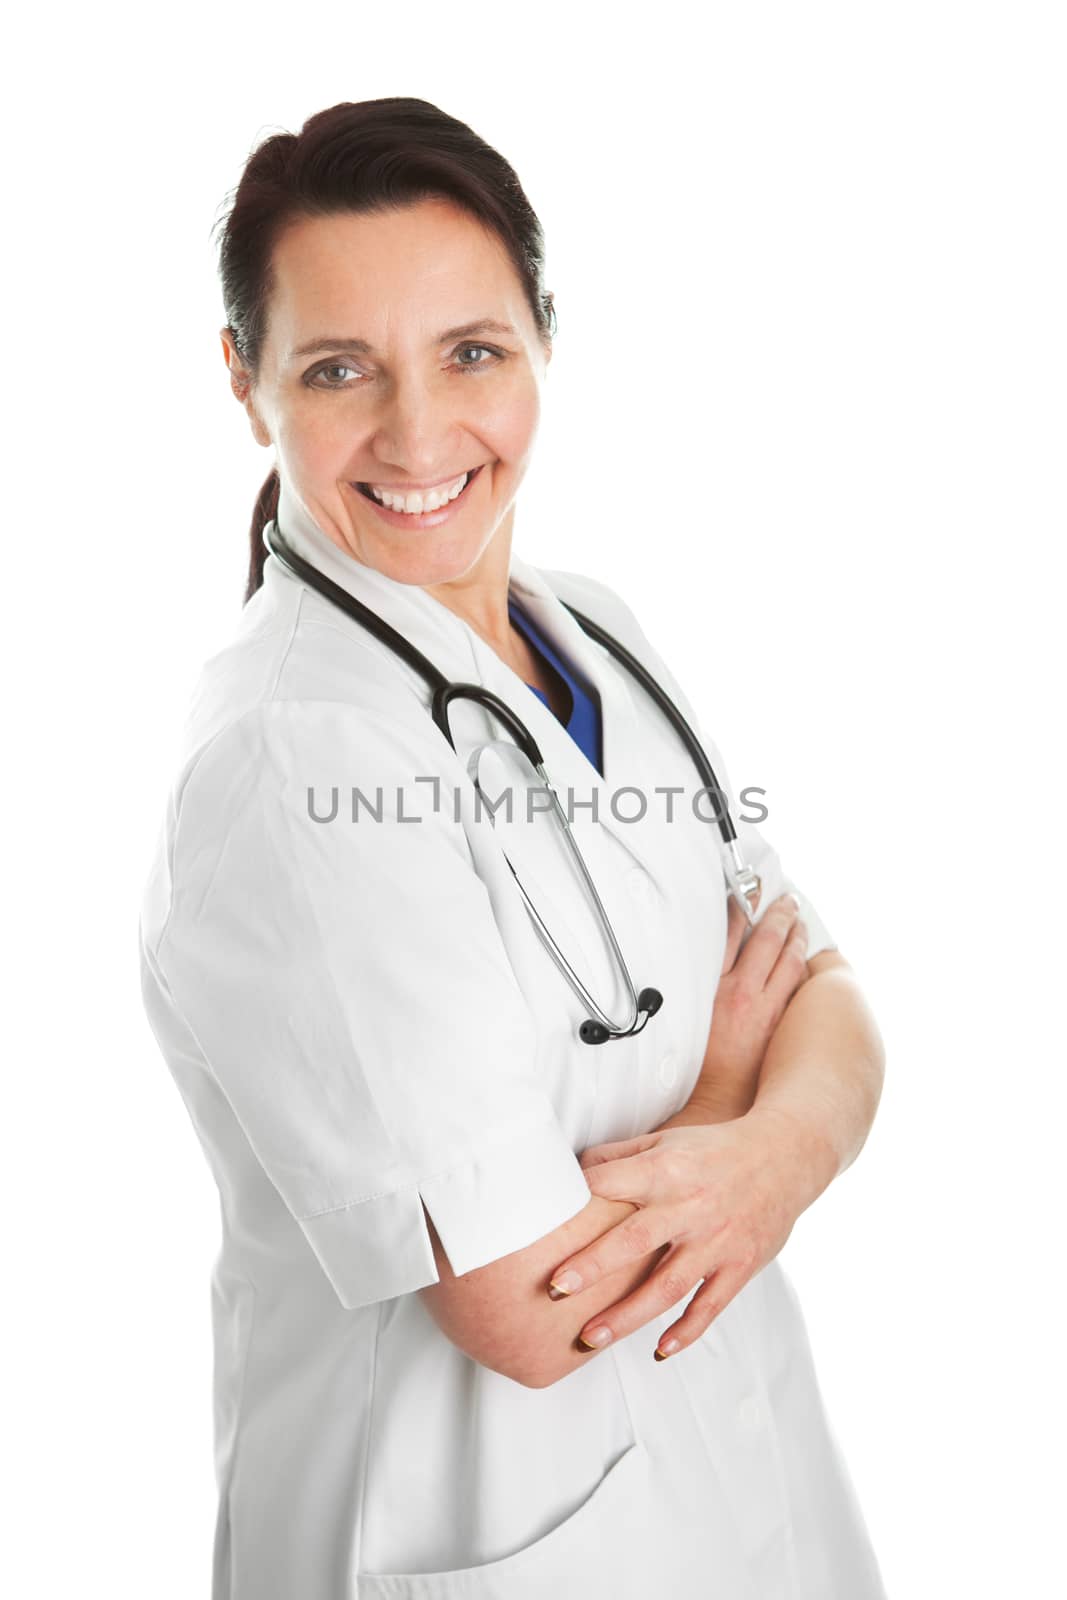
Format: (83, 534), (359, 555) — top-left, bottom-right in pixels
(354, 1439), (650, 1599)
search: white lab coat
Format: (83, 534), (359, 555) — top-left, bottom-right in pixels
(138, 478), (887, 1599)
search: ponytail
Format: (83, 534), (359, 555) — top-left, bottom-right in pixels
(245, 468), (280, 603)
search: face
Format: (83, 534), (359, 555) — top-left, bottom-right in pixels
(222, 198), (551, 599)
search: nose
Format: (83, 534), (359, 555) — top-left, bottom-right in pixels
(367, 368), (465, 478)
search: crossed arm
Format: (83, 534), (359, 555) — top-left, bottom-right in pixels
(419, 894), (886, 1388)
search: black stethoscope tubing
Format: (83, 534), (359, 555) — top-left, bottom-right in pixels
(264, 522), (751, 1044)
(264, 523), (739, 843)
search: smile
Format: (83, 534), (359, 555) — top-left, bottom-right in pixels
(354, 465), (483, 516)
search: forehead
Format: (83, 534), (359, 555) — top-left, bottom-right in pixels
(267, 200), (525, 350)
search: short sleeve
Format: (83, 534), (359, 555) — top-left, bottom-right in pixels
(552, 573), (838, 960)
(150, 700), (592, 1310)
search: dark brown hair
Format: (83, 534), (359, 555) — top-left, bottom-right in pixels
(212, 98), (557, 602)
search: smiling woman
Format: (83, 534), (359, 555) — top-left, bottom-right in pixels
(221, 193), (551, 608)
(140, 96), (888, 1600)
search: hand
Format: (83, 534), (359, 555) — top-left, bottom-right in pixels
(694, 892), (810, 1118)
(547, 1111), (816, 1361)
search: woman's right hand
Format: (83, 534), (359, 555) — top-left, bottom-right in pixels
(691, 892), (810, 1119)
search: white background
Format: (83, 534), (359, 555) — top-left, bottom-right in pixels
(6, 3), (1064, 1595)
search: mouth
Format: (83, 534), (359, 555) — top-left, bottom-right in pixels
(353, 463), (484, 525)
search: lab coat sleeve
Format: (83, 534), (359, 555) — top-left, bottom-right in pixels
(150, 699), (593, 1310)
(551, 572), (838, 959)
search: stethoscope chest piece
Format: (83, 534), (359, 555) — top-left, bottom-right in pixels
(727, 844), (763, 925)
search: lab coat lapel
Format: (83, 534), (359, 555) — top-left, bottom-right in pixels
(458, 567), (673, 1011)
(498, 553), (667, 881)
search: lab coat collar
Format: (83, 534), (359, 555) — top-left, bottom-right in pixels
(266, 477), (666, 885)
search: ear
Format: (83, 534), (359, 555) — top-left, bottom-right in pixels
(219, 327), (272, 449)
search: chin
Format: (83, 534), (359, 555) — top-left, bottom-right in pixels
(361, 531), (493, 589)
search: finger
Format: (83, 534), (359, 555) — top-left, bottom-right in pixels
(580, 1151), (662, 1204)
(720, 894), (748, 975)
(571, 1247), (707, 1353)
(579, 1132), (660, 1171)
(652, 1262), (749, 1359)
(547, 1205), (676, 1302)
(764, 920), (810, 1016)
(729, 893), (800, 991)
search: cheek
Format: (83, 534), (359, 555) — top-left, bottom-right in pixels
(276, 403), (352, 479)
(276, 373), (541, 478)
(476, 377), (541, 466)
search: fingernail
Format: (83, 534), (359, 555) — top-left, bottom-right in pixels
(654, 1337), (681, 1361)
(787, 893), (801, 912)
(548, 1270), (582, 1299)
(575, 1326), (612, 1351)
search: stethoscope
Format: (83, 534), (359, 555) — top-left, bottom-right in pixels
(265, 522), (762, 1046)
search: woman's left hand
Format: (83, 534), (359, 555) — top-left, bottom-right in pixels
(547, 1111), (815, 1360)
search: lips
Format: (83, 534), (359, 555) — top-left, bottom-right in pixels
(355, 463), (483, 508)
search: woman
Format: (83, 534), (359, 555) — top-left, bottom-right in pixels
(139, 97), (888, 1598)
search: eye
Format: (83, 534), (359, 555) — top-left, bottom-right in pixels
(454, 343), (504, 371)
(307, 362), (363, 389)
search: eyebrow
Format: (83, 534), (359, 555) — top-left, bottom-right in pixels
(289, 319), (519, 360)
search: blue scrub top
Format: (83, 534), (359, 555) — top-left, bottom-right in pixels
(508, 596), (604, 776)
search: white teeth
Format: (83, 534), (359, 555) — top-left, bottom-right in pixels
(370, 470), (470, 514)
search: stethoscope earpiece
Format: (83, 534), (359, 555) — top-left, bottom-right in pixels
(578, 985), (664, 1046)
